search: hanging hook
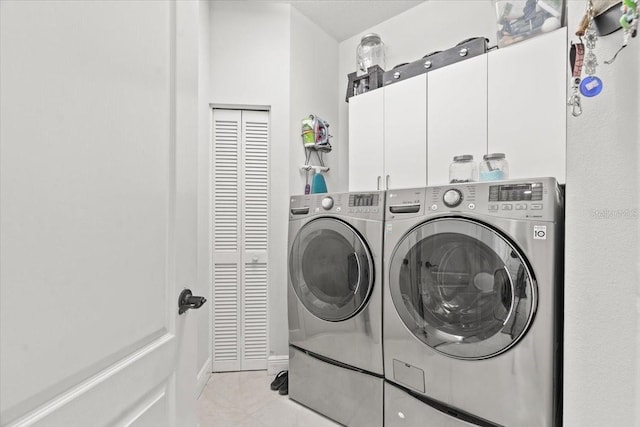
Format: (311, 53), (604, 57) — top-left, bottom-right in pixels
(570, 95), (582, 117)
(604, 44), (626, 64)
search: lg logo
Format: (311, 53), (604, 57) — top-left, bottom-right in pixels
(534, 225), (547, 240)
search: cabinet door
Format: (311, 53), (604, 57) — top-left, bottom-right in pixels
(384, 74), (427, 189)
(488, 28), (567, 182)
(428, 54), (488, 185)
(348, 89), (384, 191)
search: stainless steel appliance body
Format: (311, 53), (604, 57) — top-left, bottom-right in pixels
(385, 382), (477, 427)
(383, 178), (563, 427)
(288, 191), (385, 426)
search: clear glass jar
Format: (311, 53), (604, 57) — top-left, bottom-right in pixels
(356, 33), (385, 76)
(479, 153), (509, 181)
(449, 155), (478, 183)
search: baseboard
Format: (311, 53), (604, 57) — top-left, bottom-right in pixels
(267, 355), (289, 375)
(196, 356), (212, 398)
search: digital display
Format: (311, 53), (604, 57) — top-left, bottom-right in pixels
(489, 183), (543, 202)
(349, 193), (379, 207)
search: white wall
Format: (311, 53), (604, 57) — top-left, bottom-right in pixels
(290, 7), (340, 195)
(196, 0), (212, 394)
(563, 2), (640, 425)
(209, 0), (292, 362)
(208, 2), (339, 361)
(337, 1), (496, 190)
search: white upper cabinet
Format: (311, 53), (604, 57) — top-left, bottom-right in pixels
(427, 54), (488, 185)
(384, 74), (427, 190)
(348, 88), (384, 191)
(348, 28), (567, 189)
(348, 75), (427, 191)
(488, 27), (567, 182)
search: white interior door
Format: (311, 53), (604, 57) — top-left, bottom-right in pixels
(0, 1), (199, 426)
(212, 109), (269, 372)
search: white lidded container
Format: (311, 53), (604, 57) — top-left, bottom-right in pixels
(356, 33), (385, 76)
(494, 0), (563, 48)
(449, 155), (478, 183)
(479, 153), (509, 181)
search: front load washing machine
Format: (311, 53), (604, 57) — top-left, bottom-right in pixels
(383, 178), (564, 427)
(288, 191), (384, 427)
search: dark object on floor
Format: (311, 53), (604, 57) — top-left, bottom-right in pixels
(270, 370), (288, 391)
(278, 375), (288, 395)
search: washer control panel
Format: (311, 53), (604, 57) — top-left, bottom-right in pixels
(386, 178), (561, 222)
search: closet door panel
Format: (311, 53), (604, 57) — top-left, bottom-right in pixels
(428, 55), (487, 185)
(384, 75), (427, 189)
(348, 89), (384, 191)
(488, 28), (567, 181)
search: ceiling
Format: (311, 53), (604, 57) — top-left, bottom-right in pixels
(289, 1), (424, 42)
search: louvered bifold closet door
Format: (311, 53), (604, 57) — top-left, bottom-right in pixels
(241, 111), (269, 370)
(212, 109), (269, 372)
(212, 109), (242, 372)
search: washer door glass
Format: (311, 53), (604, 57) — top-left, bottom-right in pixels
(289, 218), (374, 322)
(389, 218), (536, 359)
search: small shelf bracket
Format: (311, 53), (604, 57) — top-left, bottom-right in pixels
(300, 164), (330, 173)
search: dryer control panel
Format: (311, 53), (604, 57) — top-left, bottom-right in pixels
(290, 191), (385, 221)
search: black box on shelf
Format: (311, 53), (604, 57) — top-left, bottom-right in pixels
(345, 65), (384, 102)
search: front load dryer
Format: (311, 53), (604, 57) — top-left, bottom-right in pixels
(383, 178), (564, 427)
(288, 191), (384, 427)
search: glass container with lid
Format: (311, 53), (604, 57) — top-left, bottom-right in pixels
(449, 155), (478, 183)
(356, 33), (385, 76)
(479, 153), (509, 181)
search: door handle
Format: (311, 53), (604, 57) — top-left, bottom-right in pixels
(178, 288), (207, 315)
(347, 252), (362, 294)
(377, 176), (381, 190)
(385, 174), (390, 189)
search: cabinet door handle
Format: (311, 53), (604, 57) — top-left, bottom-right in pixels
(386, 174), (390, 189)
(377, 176), (381, 190)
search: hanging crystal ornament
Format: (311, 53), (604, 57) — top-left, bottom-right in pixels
(580, 0), (603, 97)
(583, 51), (598, 75)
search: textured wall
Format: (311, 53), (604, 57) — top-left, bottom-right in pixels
(290, 8), (340, 196)
(564, 1), (640, 425)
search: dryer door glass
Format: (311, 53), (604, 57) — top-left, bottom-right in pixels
(389, 218), (536, 359)
(289, 218), (374, 321)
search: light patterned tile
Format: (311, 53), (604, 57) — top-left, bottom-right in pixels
(198, 371), (339, 427)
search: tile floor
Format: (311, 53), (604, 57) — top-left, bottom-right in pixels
(197, 370), (340, 427)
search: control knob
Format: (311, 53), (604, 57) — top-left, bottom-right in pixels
(321, 197), (334, 210)
(443, 189), (463, 208)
